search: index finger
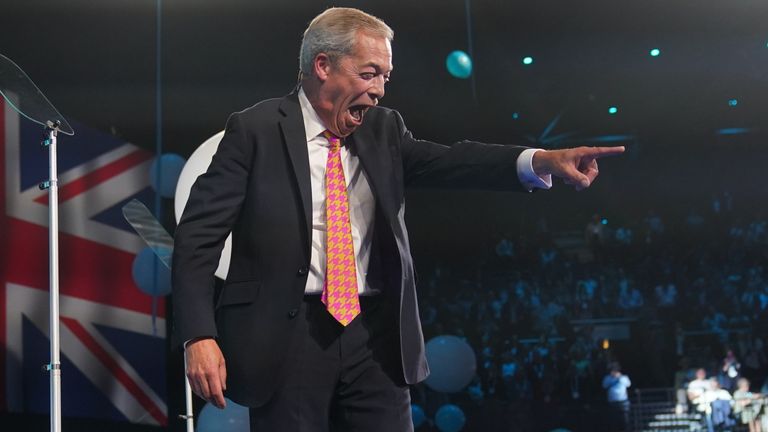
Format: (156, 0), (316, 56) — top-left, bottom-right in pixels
(207, 372), (226, 409)
(582, 146), (625, 159)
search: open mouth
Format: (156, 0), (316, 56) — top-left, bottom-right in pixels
(348, 105), (370, 123)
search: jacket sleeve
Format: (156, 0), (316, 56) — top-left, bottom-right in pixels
(171, 112), (254, 348)
(394, 110), (530, 191)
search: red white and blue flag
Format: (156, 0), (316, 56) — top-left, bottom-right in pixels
(0, 97), (168, 425)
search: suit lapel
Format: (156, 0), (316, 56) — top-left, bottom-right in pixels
(278, 93), (312, 245)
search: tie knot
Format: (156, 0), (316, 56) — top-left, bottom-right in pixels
(323, 130), (341, 150)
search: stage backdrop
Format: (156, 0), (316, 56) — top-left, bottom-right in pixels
(0, 98), (168, 426)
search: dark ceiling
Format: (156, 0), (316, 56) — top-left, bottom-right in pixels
(3, 0), (767, 148)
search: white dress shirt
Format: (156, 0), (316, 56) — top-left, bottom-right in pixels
(297, 89), (551, 295)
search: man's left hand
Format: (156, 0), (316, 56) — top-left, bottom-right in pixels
(532, 146), (625, 190)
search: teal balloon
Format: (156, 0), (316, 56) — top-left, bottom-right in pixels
(132, 247), (172, 296)
(446, 50), (472, 79)
(196, 399), (249, 432)
(412, 404), (426, 428)
(424, 335), (477, 393)
(435, 404), (466, 432)
(150, 153), (186, 198)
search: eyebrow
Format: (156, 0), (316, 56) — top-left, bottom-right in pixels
(362, 62), (393, 74)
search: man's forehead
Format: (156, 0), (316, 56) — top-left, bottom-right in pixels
(352, 32), (393, 70)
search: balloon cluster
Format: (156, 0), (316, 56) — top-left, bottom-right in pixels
(410, 335), (476, 430)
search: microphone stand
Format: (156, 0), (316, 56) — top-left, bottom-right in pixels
(40, 120), (62, 432)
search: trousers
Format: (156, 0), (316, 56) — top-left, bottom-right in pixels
(249, 295), (413, 432)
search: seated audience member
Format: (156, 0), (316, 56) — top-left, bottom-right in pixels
(733, 378), (763, 432)
(687, 368), (710, 404)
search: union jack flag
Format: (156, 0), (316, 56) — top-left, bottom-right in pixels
(0, 97), (168, 425)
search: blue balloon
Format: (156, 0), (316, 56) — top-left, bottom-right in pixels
(132, 247), (172, 296)
(196, 399), (249, 432)
(446, 50), (472, 79)
(424, 335), (477, 393)
(150, 153), (186, 198)
(435, 404), (466, 432)
(411, 404), (426, 428)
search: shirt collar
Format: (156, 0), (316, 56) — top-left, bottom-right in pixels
(298, 87), (328, 143)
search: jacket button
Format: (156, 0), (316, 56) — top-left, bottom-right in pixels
(297, 266), (308, 276)
(288, 308), (299, 318)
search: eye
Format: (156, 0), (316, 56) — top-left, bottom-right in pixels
(360, 72), (376, 80)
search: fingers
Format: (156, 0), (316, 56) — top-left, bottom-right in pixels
(566, 147), (620, 190)
(561, 165), (591, 190)
(580, 159), (599, 184)
(207, 370), (226, 409)
(220, 360), (228, 392)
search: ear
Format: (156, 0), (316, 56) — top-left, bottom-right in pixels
(313, 53), (332, 82)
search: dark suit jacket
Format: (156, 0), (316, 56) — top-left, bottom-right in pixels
(172, 91), (528, 407)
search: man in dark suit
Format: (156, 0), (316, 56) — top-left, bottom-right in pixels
(172, 7), (624, 431)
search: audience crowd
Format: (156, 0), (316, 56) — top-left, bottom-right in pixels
(411, 194), (768, 431)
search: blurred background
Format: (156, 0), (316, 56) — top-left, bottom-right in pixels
(1, 1), (767, 431)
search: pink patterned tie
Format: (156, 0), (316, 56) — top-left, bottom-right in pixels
(322, 131), (360, 326)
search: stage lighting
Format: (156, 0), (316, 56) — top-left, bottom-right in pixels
(512, 112), (520, 120)
(522, 56), (534, 65)
(728, 99), (738, 107)
(649, 48), (661, 57)
(608, 106), (618, 115)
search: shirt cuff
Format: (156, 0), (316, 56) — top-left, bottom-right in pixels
(184, 336), (213, 349)
(517, 148), (552, 191)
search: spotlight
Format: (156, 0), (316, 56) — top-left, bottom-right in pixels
(522, 56), (534, 65)
(608, 106), (618, 115)
(649, 48), (661, 57)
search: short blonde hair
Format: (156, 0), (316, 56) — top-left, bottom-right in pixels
(299, 7), (393, 76)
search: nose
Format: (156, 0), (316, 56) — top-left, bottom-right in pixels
(368, 75), (386, 101)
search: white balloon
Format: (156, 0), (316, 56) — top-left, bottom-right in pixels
(174, 131), (232, 280)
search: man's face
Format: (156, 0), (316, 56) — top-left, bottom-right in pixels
(314, 32), (393, 137)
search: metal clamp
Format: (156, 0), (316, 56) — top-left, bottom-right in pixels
(178, 414), (194, 420)
(39, 180), (51, 190)
(42, 363), (61, 372)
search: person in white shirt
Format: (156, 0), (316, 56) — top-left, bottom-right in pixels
(603, 362), (632, 431)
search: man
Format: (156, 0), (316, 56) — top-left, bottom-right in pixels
(602, 362), (632, 432)
(172, 7), (624, 431)
(688, 368), (710, 404)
